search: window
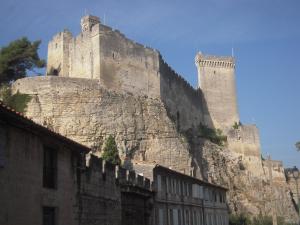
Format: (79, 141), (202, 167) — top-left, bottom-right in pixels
(186, 183), (190, 197)
(0, 125), (6, 168)
(159, 208), (164, 225)
(43, 147), (57, 189)
(185, 210), (190, 225)
(43, 207), (56, 225)
(166, 177), (169, 193)
(169, 209), (173, 225)
(183, 182), (186, 196)
(157, 175), (162, 192)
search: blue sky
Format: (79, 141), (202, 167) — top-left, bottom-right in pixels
(1, 0), (299, 167)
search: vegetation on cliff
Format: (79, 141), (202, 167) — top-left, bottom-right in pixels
(102, 135), (121, 165)
(229, 214), (296, 225)
(198, 123), (227, 146)
(0, 84), (31, 113)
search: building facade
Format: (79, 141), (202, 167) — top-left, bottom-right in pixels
(153, 165), (228, 225)
(0, 102), (153, 225)
(133, 162), (229, 225)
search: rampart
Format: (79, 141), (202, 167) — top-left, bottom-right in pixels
(159, 55), (210, 130)
(79, 153), (152, 224)
(227, 124), (263, 176)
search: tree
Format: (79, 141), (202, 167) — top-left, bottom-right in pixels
(0, 37), (45, 84)
(296, 141), (300, 151)
(0, 84), (31, 113)
(102, 135), (121, 165)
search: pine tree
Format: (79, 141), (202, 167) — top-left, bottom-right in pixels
(0, 37), (45, 84)
(102, 135), (121, 165)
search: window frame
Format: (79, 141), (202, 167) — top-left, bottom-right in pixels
(43, 146), (58, 189)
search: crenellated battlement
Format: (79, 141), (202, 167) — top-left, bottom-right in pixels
(85, 154), (152, 191)
(159, 54), (202, 100)
(195, 52), (235, 68)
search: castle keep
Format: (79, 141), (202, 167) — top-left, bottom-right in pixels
(47, 15), (160, 98)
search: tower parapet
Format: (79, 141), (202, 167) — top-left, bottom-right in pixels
(195, 53), (235, 68)
(81, 15), (100, 32)
(195, 52), (239, 130)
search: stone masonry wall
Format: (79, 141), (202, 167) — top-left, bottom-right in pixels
(159, 56), (211, 131)
(227, 125), (263, 176)
(0, 123), (79, 225)
(98, 24), (160, 98)
(47, 30), (72, 76)
(195, 53), (239, 130)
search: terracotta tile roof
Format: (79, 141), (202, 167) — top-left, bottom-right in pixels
(0, 101), (90, 154)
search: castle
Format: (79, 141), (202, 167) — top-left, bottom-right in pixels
(10, 14), (298, 221)
(46, 15), (262, 175)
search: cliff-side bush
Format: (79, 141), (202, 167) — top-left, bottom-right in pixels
(198, 123), (227, 146)
(229, 214), (251, 225)
(230, 214), (295, 225)
(102, 135), (121, 165)
(251, 215), (272, 225)
(233, 121), (240, 129)
(0, 84), (31, 113)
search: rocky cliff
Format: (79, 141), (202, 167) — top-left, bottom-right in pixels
(13, 76), (298, 222)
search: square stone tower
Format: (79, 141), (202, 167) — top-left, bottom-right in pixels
(81, 15), (100, 32)
(195, 52), (239, 130)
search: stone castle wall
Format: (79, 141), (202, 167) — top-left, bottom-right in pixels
(159, 56), (210, 131)
(227, 125), (263, 176)
(98, 24), (160, 98)
(47, 30), (72, 76)
(47, 16), (161, 98)
(47, 16), (210, 131)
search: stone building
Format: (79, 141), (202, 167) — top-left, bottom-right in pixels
(0, 101), (153, 225)
(134, 162), (229, 225)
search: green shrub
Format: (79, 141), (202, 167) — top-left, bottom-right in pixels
(198, 123), (227, 146)
(252, 214), (272, 225)
(229, 214), (296, 225)
(102, 135), (121, 165)
(233, 121), (240, 129)
(229, 214), (251, 225)
(0, 84), (31, 113)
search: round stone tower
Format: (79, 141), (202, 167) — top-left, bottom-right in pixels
(195, 52), (239, 130)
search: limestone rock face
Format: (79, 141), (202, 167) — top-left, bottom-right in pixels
(13, 76), (298, 222)
(13, 76), (192, 174)
(202, 143), (298, 222)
